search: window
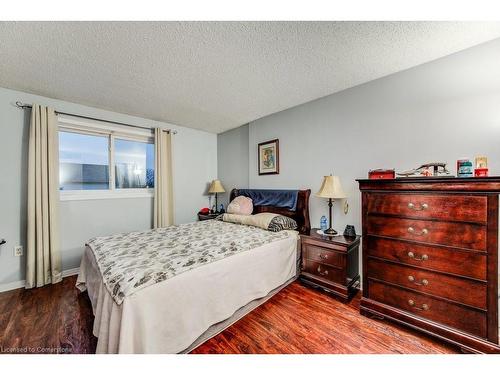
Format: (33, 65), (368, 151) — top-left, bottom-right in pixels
(59, 131), (110, 191)
(115, 139), (155, 189)
(57, 116), (154, 200)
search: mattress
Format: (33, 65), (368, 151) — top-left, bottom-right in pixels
(76, 226), (299, 353)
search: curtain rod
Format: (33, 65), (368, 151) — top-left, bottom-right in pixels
(15, 101), (177, 134)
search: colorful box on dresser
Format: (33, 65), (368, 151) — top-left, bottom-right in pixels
(357, 177), (500, 354)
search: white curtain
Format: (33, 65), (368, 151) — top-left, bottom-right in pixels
(154, 128), (174, 228)
(26, 104), (62, 288)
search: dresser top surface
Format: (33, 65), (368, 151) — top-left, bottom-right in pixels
(357, 176), (500, 192)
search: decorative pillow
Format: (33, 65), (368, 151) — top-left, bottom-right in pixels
(268, 215), (298, 232)
(227, 196), (253, 215)
(221, 213), (271, 229)
(221, 212), (298, 232)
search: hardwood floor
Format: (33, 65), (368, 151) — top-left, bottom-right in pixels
(0, 276), (459, 354)
(192, 282), (459, 354)
(0, 276), (97, 354)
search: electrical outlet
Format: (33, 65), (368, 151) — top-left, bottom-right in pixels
(14, 245), (23, 257)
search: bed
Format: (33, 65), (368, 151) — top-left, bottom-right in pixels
(76, 188), (311, 354)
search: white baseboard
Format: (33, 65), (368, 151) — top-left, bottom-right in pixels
(62, 267), (80, 277)
(0, 267), (80, 293)
(0, 280), (26, 293)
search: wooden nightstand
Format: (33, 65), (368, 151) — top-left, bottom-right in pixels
(197, 212), (220, 221)
(300, 229), (360, 301)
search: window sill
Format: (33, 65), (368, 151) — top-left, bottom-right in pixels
(60, 189), (154, 201)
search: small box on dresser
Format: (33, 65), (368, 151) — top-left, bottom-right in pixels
(357, 177), (500, 354)
(300, 230), (360, 301)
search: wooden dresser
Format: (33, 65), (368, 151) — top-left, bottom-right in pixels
(357, 177), (500, 353)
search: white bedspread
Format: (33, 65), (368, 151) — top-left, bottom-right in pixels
(76, 230), (298, 353)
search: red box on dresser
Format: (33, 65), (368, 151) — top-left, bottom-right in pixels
(368, 169), (395, 179)
(357, 177), (500, 354)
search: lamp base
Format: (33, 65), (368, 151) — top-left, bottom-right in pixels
(323, 228), (338, 236)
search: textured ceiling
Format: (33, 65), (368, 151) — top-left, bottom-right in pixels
(1, 22), (500, 133)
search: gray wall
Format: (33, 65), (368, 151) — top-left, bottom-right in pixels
(217, 124), (249, 206)
(248, 38), (500, 233)
(218, 38), (500, 244)
(0, 86), (217, 285)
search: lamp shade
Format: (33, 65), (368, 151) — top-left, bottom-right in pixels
(316, 175), (346, 199)
(208, 179), (225, 194)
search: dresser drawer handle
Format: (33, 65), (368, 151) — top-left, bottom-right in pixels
(408, 202), (429, 211)
(408, 299), (429, 311)
(319, 253), (329, 260)
(408, 275), (429, 286)
(317, 266), (329, 276)
(407, 251), (428, 261)
(407, 227), (428, 236)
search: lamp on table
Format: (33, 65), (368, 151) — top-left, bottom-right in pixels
(208, 179), (225, 213)
(316, 174), (346, 235)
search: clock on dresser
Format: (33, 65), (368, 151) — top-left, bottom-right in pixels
(300, 230), (360, 301)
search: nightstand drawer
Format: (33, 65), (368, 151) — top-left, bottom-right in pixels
(302, 259), (344, 284)
(301, 236), (348, 252)
(303, 243), (344, 268)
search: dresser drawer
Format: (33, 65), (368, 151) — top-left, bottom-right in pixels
(303, 243), (344, 268)
(368, 280), (487, 338)
(367, 216), (487, 251)
(301, 259), (344, 284)
(367, 193), (487, 224)
(367, 258), (487, 309)
(366, 237), (487, 280)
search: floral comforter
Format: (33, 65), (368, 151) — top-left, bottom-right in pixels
(86, 220), (291, 305)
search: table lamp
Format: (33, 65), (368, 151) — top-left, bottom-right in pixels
(208, 179), (225, 213)
(316, 175), (346, 235)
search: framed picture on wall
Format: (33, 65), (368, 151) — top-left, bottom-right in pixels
(258, 139), (279, 175)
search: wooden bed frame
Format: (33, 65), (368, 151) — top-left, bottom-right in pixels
(229, 188), (311, 235)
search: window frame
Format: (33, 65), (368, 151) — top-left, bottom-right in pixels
(58, 115), (155, 201)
